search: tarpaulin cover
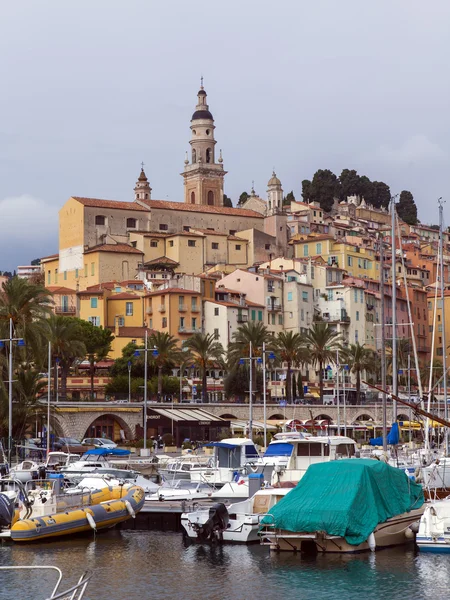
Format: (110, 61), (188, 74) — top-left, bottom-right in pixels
(369, 422), (400, 446)
(261, 458), (424, 545)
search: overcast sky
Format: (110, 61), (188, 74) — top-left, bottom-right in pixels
(1, 1), (450, 271)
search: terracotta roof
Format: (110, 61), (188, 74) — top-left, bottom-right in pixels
(207, 299), (247, 308)
(166, 231), (205, 238)
(40, 253), (59, 262)
(228, 235), (247, 242)
(145, 287), (199, 297)
(46, 286), (76, 294)
(72, 197), (149, 212)
(77, 289), (105, 296)
(120, 280), (144, 286)
(191, 228), (227, 236)
(141, 199), (264, 218)
(245, 300), (266, 308)
(106, 326), (155, 337)
(87, 282), (116, 291)
(144, 256), (179, 266)
(84, 244), (144, 255)
(107, 293), (140, 301)
(131, 231), (168, 237)
(215, 286), (245, 295)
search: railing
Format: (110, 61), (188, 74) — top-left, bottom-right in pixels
(158, 305), (166, 312)
(55, 306), (76, 315)
(191, 305), (200, 312)
(237, 314), (248, 323)
(178, 304), (187, 312)
(267, 303), (282, 311)
(0, 566), (92, 599)
(146, 307), (153, 315)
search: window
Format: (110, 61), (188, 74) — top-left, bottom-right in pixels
(210, 242), (219, 250)
(150, 240), (158, 247)
(88, 316), (100, 326)
(214, 307), (219, 316)
(355, 329), (359, 343)
(75, 268), (79, 279)
(126, 218), (136, 228)
(91, 262), (95, 276)
(207, 190), (214, 204)
(354, 289), (358, 303)
(192, 317), (197, 329)
(188, 240), (196, 247)
(265, 244), (271, 250)
(360, 290), (363, 303)
(328, 290), (334, 301)
(302, 291), (308, 302)
(356, 310), (360, 321)
(258, 310), (263, 322)
(191, 297), (197, 310)
(301, 309), (304, 321)
(169, 240), (174, 247)
(316, 243), (322, 254)
(118, 317), (125, 327)
(214, 328), (219, 339)
(179, 317), (185, 329)
(311, 266), (315, 279)
(84, 264), (88, 277)
(162, 317), (167, 328)
(47, 270), (51, 284)
(251, 310), (256, 321)
(303, 245), (309, 257)
(206, 149), (212, 164)
(54, 268), (58, 283)
(191, 191), (195, 204)
(159, 224), (168, 231)
(126, 302), (133, 316)
(235, 245), (241, 250)
(91, 298), (98, 309)
(313, 210), (316, 216)
(229, 230), (236, 236)
(278, 314), (283, 325)
(95, 215), (105, 226)
(287, 291), (293, 302)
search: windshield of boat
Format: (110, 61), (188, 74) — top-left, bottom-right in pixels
(263, 442), (294, 458)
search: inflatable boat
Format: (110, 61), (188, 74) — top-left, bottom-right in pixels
(10, 484), (144, 542)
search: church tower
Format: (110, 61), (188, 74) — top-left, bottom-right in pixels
(182, 81), (227, 206)
(267, 171), (283, 214)
(134, 165), (152, 201)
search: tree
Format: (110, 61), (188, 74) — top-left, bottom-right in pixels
(283, 191), (296, 206)
(148, 331), (182, 400)
(44, 316), (86, 399)
(339, 169), (362, 200)
(342, 343), (375, 404)
(304, 323), (342, 402)
(237, 191), (249, 207)
(223, 194), (233, 208)
(301, 180), (312, 202)
(30, 258), (41, 266)
(397, 190), (418, 225)
(78, 321), (114, 398)
(291, 372), (296, 401)
(370, 181), (391, 209)
(273, 331), (308, 404)
(309, 169), (341, 212)
(183, 333), (224, 403)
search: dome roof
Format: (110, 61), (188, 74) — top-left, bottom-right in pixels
(192, 109), (213, 121)
(267, 171), (281, 186)
(198, 89), (207, 96)
(138, 169), (148, 182)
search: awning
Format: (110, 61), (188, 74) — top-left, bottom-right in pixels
(146, 407), (229, 427)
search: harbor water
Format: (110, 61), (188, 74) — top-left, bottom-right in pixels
(1, 530), (449, 600)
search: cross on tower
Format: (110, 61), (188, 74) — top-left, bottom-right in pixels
(141, 161), (145, 170)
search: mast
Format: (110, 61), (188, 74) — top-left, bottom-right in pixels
(380, 235), (387, 451)
(439, 198), (448, 454)
(391, 197), (398, 420)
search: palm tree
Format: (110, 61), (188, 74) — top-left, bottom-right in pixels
(273, 331), (308, 404)
(44, 316), (86, 399)
(148, 331), (182, 401)
(305, 322), (342, 402)
(183, 333), (224, 403)
(342, 343), (376, 404)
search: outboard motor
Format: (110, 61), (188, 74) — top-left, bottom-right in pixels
(194, 503), (230, 543)
(38, 466), (46, 480)
(0, 493), (15, 528)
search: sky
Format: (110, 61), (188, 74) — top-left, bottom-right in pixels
(1, 1), (450, 271)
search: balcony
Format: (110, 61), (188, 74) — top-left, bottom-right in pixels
(191, 305), (200, 313)
(158, 305), (166, 313)
(55, 306), (76, 315)
(146, 307), (153, 315)
(267, 302), (282, 311)
(178, 304), (188, 312)
(267, 286), (275, 293)
(237, 313), (248, 323)
(178, 327), (202, 334)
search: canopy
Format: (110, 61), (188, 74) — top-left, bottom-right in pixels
(84, 448), (131, 456)
(369, 422), (399, 446)
(261, 458), (423, 546)
(263, 443), (294, 457)
(204, 442), (239, 450)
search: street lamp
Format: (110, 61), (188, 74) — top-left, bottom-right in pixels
(127, 361), (132, 403)
(134, 331), (158, 450)
(0, 318), (25, 464)
(55, 357), (60, 403)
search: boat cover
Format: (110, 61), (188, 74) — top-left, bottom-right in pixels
(369, 422), (400, 446)
(84, 448), (131, 456)
(261, 458), (424, 545)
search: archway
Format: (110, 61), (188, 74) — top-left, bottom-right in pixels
(354, 413), (374, 422)
(269, 413), (285, 420)
(207, 190), (214, 205)
(219, 413), (237, 419)
(397, 414), (410, 422)
(84, 413), (134, 443)
(314, 414), (333, 422)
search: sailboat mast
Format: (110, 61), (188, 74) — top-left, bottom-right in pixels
(380, 235), (387, 451)
(439, 198), (448, 454)
(391, 197), (398, 420)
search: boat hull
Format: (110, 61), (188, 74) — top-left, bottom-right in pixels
(10, 485), (144, 542)
(262, 509), (423, 553)
(181, 513), (260, 543)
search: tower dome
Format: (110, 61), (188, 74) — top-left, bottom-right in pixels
(134, 164), (152, 202)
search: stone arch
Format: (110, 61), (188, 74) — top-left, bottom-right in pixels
(219, 413), (237, 419)
(353, 413), (375, 422)
(83, 413), (134, 442)
(314, 413), (333, 422)
(397, 413), (410, 422)
(269, 413), (285, 420)
(207, 190), (214, 205)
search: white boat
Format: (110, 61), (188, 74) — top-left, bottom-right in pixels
(421, 457), (450, 489)
(416, 498), (450, 552)
(260, 432), (358, 485)
(9, 460), (41, 483)
(189, 439), (260, 487)
(160, 455), (213, 480)
(146, 479), (214, 502)
(210, 480), (249, 503)
(45, 452), (80, 470)
(181, 487), (292, 543)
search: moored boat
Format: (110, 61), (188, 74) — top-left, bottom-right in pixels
(416, 498), (450, 552)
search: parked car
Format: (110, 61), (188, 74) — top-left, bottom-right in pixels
(53, 437), (85, 453)
(81, 437), (117, 449)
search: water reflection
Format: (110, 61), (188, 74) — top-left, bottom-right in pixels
(1, 532), (450, 600)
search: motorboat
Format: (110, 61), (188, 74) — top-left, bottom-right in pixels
(44, 451), (81, 470)
(145, 479), (214, 502)
(60, 447), (145, 483)
(210, 480), (250, 503)
(182, 486), (293, 543)
(9, 459), (43, 483)
(160, 455), (213, 480)
(416, 498), (450, 552)
(189, 439), (260, 487)
(260, 432), (358, 485)
(259, 459), (424, 553)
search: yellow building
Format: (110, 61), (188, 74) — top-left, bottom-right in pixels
(144, 288), (202, 342)
(428, 290), (450, 363)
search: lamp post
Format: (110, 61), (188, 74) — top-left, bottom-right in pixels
(343, 364), (350, 437)
(47, 341), (51, 457)
(134, 331), (158, 450)
(259, 344), (276, 448)
(127, 360), (132, 403)
(0, 318), (25, 464)
(55, 357), (60, 404)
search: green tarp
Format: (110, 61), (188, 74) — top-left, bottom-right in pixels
(261, 459), (424, 545)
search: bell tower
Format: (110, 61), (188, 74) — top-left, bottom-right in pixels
(134, 164), (152, 201)
(181, 80), (227, 206)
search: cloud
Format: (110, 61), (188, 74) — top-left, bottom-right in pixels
(0, 195), (58, 270)
(375, 135), (447, 164)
